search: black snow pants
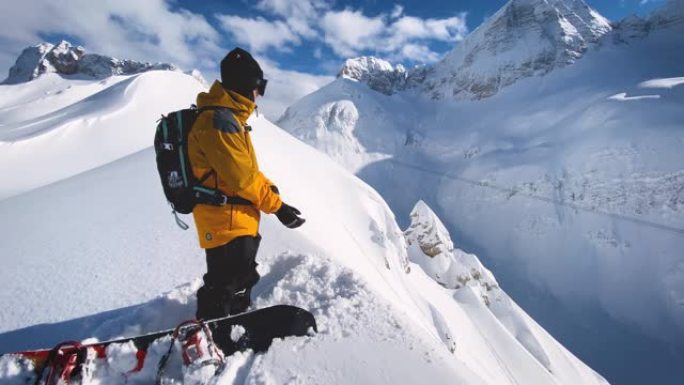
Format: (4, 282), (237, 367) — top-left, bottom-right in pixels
(195, 234), (261, 320)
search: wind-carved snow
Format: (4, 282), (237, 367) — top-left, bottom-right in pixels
(277, 79), (396, 172)
(609, 73), (684, 103)
(638, 76), (684, 89)
(2, 41), (177, 84)
(0, 68), (205, 200)
(608, 92), (661, 101)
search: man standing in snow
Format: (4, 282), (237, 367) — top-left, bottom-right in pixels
(189, 47), (305, 320)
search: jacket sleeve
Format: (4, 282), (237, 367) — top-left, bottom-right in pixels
(198, 118), (282, 214)
(240, 171), (283, 214)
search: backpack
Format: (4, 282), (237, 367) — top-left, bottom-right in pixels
(154, 105), (252, 229)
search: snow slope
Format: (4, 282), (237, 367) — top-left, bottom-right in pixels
(0, 70), (204, 200)
(277, 1), (684, 384)
(0, 67), (606, 383)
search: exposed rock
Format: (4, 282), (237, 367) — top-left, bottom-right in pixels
(337, 57), (408, 95)
(3, 41), (177, 84)
(404, 200), (499, 303)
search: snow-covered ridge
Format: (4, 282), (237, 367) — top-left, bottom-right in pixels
(0, 70), (205, 200)
(2, 41), (177, 84)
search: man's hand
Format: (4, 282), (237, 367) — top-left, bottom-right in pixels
(276, 203), (305, 229)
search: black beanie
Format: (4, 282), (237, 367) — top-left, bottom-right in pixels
(220, 47), (264, 100)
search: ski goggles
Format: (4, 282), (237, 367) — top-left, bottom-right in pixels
(256, 78), (268, 96)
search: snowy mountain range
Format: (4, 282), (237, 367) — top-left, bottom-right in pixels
(2, 41), (177, 85)
(333, 0), (684, 101)
(0, 34), (609, 385)
(277, 0), (684, 384)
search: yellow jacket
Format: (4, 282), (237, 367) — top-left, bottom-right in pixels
(189, 81), (282, 248)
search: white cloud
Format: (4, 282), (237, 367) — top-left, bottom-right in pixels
(397, 44), (441, 63)
(390, 4), (405, 19)
(320, 10), (385, 57)
(319, 9), (468, 63)
(217, 2), (469, 66)
(253, 56), (334, 120)
(0, 0), (222, 75)
(255, 0), (329, 38)
(215, 15), (300, 53)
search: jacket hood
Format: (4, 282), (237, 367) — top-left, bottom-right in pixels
(196, 80), (256, 125)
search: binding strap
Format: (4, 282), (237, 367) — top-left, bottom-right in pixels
(156, 320), (224, 385)
(34, 341), (84, 385)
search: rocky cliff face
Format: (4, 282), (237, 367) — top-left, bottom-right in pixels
(3, 41), (176, 84)
(337, 57), (409, 95)
(422, 0), (611, 99)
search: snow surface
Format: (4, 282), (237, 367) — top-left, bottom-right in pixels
(0, 68), (606, 384)
(0, 70), (205, 200)
(277, 1), (684, 384)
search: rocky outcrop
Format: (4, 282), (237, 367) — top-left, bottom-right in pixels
(337, 57), (409, 95)
(3, 41), (177, 84)
(404, 200), (499, 302)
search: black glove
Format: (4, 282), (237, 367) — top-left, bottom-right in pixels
(276, 203), (305, 229)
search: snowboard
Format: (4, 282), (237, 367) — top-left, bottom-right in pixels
(1, 305), (316, 383)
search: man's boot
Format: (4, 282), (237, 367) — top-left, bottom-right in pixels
(195, 285), (226, 320)
(229, 287), (252, 315)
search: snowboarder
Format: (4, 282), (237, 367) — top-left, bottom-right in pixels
(189, 47), (305, 320)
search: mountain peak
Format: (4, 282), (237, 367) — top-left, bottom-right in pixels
(3, 41), (177, 84)
(422, 0), (611, 99)
(337, 56), (407, 95)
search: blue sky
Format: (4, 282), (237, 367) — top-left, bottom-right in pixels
(180, 0), (665, 73)
(170, 0), (666, 75)
(0, 0), (668, 117)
